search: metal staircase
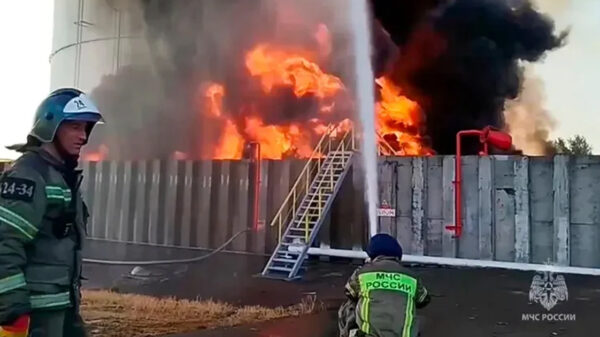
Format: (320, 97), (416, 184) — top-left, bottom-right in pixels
(260, 124), (399, 281)
(261, 125), (356, 280)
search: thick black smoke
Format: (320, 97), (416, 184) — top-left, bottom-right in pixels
(88, 0), (566, 159)
(371, 0), (567, 154)
(87, 0), (357, 160)
(371, 0), (445, 46)
(89, 0), (280, 160)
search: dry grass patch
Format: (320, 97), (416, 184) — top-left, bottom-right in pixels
(81, 290), (321, 337)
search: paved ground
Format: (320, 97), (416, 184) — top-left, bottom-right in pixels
(83, 240), (600, 337)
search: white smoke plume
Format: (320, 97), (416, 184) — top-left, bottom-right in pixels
(503, 68), (557, 155)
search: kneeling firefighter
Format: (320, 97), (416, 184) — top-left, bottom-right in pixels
(0, 89), (104, 336)
(338, 234), (431, 337)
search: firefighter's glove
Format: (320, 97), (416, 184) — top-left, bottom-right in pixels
(0, 314), (30, 337)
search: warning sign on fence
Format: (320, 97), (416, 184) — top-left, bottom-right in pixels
(376, 201), (396, 217)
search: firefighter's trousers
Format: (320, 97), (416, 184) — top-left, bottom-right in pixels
(28, 308), (86, 337)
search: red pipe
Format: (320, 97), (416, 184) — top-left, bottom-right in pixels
(446, 127), (512, 237)
(446, 130), (482, 238)
(251, 142), (261, 231)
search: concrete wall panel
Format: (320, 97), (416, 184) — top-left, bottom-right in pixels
(569, 157), (600, 267)
(459, 156), (479, 259)
(571, 224), (600, 268)
(494, 189), (516, 262)
(569, 157), (600, 225)
(442, 156), (457, 258)
(528, 157), (554, 264)
(514, 157), (531, 263)
(478, 156), (493, 260)
(395, 158), (413, 253)
(411, 157), (426, 255)
(494, 157), (516, 262)
(425, 157), (443, 256)
(553, 156), (570, 266)
(377, 158), (395, 236)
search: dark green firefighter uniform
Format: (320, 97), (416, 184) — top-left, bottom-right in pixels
(0, 88), (103, 336)
(339, 234), (431, 337)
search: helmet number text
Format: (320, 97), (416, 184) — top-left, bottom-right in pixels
(74, 99), (86, 110)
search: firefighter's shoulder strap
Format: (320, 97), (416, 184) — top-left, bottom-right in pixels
(8, 152), (51, 182)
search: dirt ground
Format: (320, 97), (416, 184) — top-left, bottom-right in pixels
(83, 240), (600, 337)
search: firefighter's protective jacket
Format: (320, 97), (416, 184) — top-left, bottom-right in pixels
(344, 256), (430, 337)
(0, 148), (87, 324)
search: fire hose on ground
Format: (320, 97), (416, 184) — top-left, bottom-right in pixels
(82, 228), (252, 265)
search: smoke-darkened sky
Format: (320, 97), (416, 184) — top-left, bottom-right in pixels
(371, 0), (567, 154)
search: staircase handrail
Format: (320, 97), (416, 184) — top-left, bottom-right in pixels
(268, 124), (336, 235)
(376, 131), (398, 156)
(294, 126), (354, 242)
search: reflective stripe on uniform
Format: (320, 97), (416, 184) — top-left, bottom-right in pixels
(0, 205), (38, 240)
(45, 186), (71, 203)
(0, 273), (26, 294)
(361, 290), (370, 333)
(402, 294), (414, 337)
(30, 292), (71, 309)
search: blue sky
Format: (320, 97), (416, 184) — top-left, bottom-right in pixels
(0, 0), (598, 159)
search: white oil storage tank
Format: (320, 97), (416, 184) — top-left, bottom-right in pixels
(50, 0), (150, 92)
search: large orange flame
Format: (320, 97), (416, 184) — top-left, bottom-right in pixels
(246, 44), (344, 99)
(375, 77), (433, 155)
(201, 32), (431, 160)
(203, 83), (245, 159)
(202, 42), (351, 160)
(85, 22), (433, 162)
(215, 119), (245, 160)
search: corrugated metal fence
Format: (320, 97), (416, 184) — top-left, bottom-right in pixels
(79, 159), (317, 255)
(1, 156), (599, 268)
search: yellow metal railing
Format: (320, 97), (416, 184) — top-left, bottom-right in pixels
(377, 131), (398, 156)
(269, 123), (357, 243)
(297, 126), (355, 242)
(344, 128), (397, 156)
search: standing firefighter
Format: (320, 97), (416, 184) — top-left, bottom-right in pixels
(338, 234), (431, 337)
(0, 89), (103, 337)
